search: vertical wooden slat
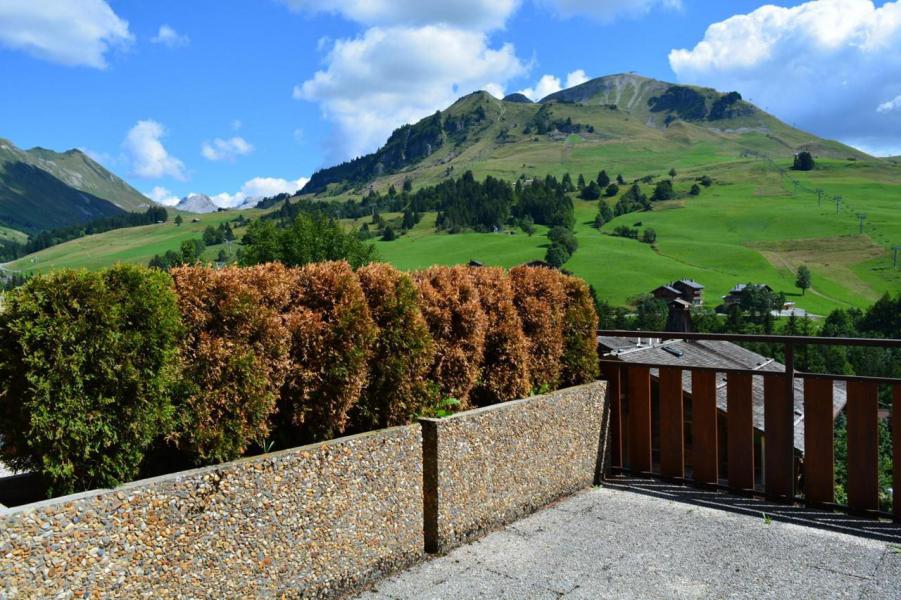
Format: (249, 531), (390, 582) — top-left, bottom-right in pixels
(727, 373), (754, 491)
(604, 366), (623, 469)
(691, 370), (718, 484)
(804, 378), (834, 504)
(893, 385), (899, 518)
(764, 374), (794, 499)
(659, 367), (684, 479)
(846, 381), (879, 513)
(628, 366), (652, 473)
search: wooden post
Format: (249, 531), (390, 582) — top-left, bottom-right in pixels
(846, 381), (879, 513)
(764, 374), (794, 499)
(691, 370), (718, 484)
(659, 367), (684, 479)
(803, 378), (834, 504)
(727, 373), (755, 491)
(628, 367), (652, 473)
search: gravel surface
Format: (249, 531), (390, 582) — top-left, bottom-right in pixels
(357, 484), (901, 600)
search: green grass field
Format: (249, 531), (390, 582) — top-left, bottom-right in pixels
(372, 156), (900, 314)
(4, 210), (261, 273)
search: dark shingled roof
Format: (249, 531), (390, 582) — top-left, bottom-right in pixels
(597, 337), (847, 452)
(676, 279), (704, 290)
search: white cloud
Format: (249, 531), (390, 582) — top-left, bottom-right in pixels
(145, 186), (180, 206)
(519, 75), (562, 101)
(519, 69), (590, 101)
(538, 0), (682, 22)
(483, 83), (506, 99)
(566, 69), (590, 88)
(211, 176), (311, 208)
(669, 0), (901, 155)
(151, 24), (189, 48)
(295, 25), (527, 159)
(278, 0), (519, 30)
(123, 120), (187, 180)
(877, 94), (901, 113)
(200, 136), (254, 162)
(0, 0), (132, 68)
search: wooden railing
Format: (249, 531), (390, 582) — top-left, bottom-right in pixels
(598, 331), (900, 519)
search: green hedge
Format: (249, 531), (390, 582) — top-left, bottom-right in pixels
(0, 265), (182, 495)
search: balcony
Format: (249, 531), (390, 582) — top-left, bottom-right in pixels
(597, 330), (899, 517)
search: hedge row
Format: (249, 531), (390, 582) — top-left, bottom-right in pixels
(0, 262), (598, 495)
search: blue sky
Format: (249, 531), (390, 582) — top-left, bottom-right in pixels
(1, 0), (899, 206)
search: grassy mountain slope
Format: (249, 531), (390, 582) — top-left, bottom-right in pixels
(301, 74), (868, 197)
(5, 209), (264, 273)
(0, 138), (152, 234)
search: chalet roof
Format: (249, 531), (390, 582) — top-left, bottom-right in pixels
(729, 283), (772, 294)
(653, 285), (680, 296)
(670, 298), (691, 308)
(597, 337), (847, 452)
(676, 279), (704, 290)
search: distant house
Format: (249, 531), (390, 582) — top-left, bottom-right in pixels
(652, 285), (682, 303)
(597, 336), (847, 484)
(723, 283), (773, 306)
(652, 279), (704, 306)
(673, 279), (704, 306)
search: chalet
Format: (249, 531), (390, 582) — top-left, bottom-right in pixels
(651, 285), (681, 303)
(723, 283), (772, 306)
(652, 280), (704, 306)
(673, 279), (704, 306)
(597, 335), (847, 485)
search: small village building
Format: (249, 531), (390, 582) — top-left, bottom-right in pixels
(723, 283), (773, 306)
(673, 279), (704, 306)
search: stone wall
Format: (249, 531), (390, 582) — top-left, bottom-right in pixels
(420, 381), (607, 553)
(0, 425), (424, 599)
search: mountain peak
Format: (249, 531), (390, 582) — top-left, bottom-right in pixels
(175, 193), (219, 214)
(503, 92), (533, 104)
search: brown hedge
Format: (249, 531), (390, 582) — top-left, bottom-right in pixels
(354, 263), (435, 429)
(414, 265), (487, 407)
(280, 261), (376, 441)
(560, 274), (600, 386)
(469, 267), (531, 406)
(171, 264), (293, 464)
(509, 265), (567, 392)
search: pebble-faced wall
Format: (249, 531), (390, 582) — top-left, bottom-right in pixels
(0, 425), (424, 599)
(421, 381), (607, 553)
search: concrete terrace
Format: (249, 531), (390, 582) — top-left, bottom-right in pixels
(357, 481), (901, 600)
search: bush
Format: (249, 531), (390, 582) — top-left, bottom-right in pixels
(353, 263), (434, 429)
(548, 226), (578, 254)
(545, 243), (571, 267)
(171, 264), (293, 464)
(792, 151), (815, 171)
(469, 267), (531, 406)
(641, 228), (657, 244)
(580, 180), (601, 200)
(280, 261), (376, 441)
(560, 275), (600, 386)
(0, 265), (182, 494)
(414, 266), (487, 407)
(510, 265), (566, 391)
(652, 179), (675, 201)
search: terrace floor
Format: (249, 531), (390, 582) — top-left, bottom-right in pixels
(356, 479), (901, 599)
